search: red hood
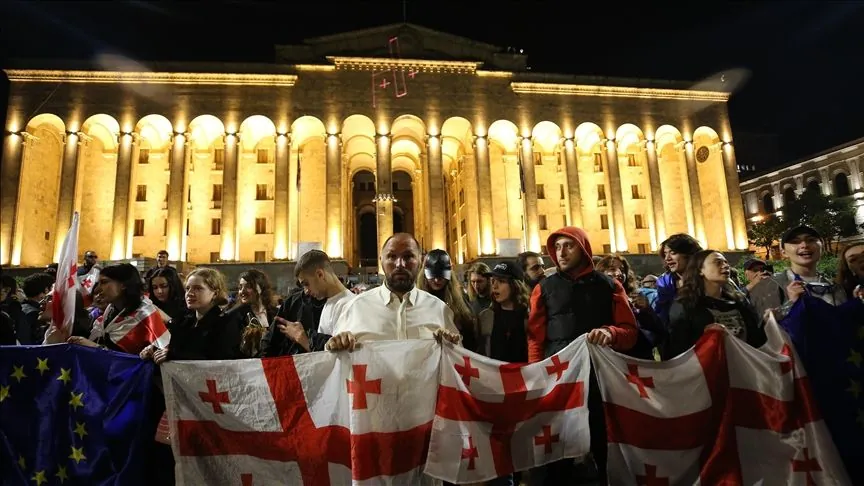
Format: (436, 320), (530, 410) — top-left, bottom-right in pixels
(546, 226), (594, 279)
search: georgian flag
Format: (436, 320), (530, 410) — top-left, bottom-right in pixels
(162, 340), (441, 486)
(89, 298), (170, 354)
(52, 212), (80, 335)
(590, 317), (851, 484)
(424, 338), (591, 483)
(78, 265), (100, 307)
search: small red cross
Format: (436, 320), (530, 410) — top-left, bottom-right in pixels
(379, 78), (390, 89)
(461, 436), (479, 470)
(533, 425), (559, 454)
(408, 69), (418, 79)
(454, 356), (480, 387)
(791, 448), (821, 486)
(198, 379), (231, 414)
(779, 344), (794, 375)
(82, 277), (94, 290)
(346, 364), (381, 410)
(67, 263), (78, 288)
(636, 464), (669, 486)
(545, 356), (569, 381)
(626, 364), (655, 398)
(240, 473), (253, 486)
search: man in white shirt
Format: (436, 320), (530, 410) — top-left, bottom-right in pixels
(294, 249), (355, 336)
(327, 233), (462, 351)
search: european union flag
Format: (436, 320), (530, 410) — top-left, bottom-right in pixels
(780, 296), (864, 483)
(0, 344), (155, 485)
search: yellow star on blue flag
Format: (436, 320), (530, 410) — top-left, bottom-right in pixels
(0, 343), (156, 484)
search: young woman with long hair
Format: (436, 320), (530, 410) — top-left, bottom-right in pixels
(417, 249), (477, 351)
(663, 249), (767, 360)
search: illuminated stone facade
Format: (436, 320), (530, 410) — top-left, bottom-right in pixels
(1, 23), (749, 269)
(740, 136), (864, 241)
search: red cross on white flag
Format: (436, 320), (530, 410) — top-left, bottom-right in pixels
(424, 338), (591, 483)
(52, 212), (80, 335)
(590, 318), (851, 484)
(162, 340), (442, 485)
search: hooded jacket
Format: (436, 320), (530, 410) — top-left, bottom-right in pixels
(527, 227), (638, 362)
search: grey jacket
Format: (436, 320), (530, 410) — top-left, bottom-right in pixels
(748, 269), (847, 320)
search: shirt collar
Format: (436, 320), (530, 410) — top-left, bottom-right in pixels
(379, 284), (417, 306)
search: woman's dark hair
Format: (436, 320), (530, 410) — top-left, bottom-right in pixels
(837, 242), (864, 297)
(147, 267), (184, 307)
(236, 269), (277, 310)
(676, 249), (741, 308)
(100, 263), (144, 311)
(658, 233), (703, 258)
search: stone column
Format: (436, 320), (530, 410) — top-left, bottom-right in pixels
(519, 136), (541, 252)
(218, 132), (239, 261)
(645, 140), (666, 247)
(375, 133), (393, 265)
(819, 168), (832, 196)
(848, 156), (862, 192)
(273, 133), (290, 260)
(473, 135), (495, 255)
(794, 175), (805, 196)
(1, 132), (26, 265)
(771, 182), (783, 210)
(165, 132), (189, 260)
(562, 138), (584, 228)
(109, 131), (135, 260)
(325, 132), (343, 258)
(683, 141), (706, 247)
(604, 139), (629, 252)
(425, 134), (446, 250)
(288, 140), (300, 260)
(719, 142), (748, 249)
(54, 131), (82, 260)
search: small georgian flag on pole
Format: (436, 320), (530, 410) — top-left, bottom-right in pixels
(53, 211), (80, 335)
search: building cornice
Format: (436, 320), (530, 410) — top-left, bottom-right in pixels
(3, 69), (298, 87)
(740, 137), (864, 189)
(510, 82), (730, 102)
(326, 56), (481, 74)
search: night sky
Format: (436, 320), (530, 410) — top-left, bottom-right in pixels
(2, 1), (862, 171)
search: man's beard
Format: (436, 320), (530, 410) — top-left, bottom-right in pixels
(386, 270), (415, 292)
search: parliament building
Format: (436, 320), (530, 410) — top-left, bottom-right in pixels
(1, 23), (749, 272)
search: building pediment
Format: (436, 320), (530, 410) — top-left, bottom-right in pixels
(275, 23), (527, 71)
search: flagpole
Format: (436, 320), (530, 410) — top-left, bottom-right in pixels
(517, 145), (529, 253)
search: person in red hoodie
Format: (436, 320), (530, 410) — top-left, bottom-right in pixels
(528, 226), (638, 484)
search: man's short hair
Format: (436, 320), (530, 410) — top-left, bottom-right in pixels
(517, 251), (542, 272)
(157, 250), (169, 257)
(22, 273), (55, 298)
(295, 250), (332, 278)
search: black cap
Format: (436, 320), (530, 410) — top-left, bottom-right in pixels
(743, 259), (767, 271)
(484, 261), (524, 281)
(424, 249), (452, 280)
(781, 225), (821, 246)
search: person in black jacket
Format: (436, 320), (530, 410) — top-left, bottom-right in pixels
(261, 283), (327, 356)
(663, 249), (767, 360)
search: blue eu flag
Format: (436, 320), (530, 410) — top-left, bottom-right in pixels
(781, 296), (864, 483)
(0, 344), (155, 485)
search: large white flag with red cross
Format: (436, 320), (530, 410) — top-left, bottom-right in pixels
(162, 340), (441, 486)
(52, 211), (80, 335)
(423, 337), (591, 483)
(590, 320), (851, 485)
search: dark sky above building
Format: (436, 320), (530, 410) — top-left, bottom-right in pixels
(1, 1), (862, 170)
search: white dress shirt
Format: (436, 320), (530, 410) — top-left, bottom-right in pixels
(317, 288), (355, 336)
(333, 285), (457, 341)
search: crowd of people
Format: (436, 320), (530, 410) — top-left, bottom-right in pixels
(0, 224), (863, 485)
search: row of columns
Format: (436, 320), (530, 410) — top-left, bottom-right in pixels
(0, 123), (749, 266)
(763, 156), (863, 213)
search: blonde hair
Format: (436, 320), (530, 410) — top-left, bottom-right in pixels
(186, 268), (229, 307)
(416, 268), (476, 334)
